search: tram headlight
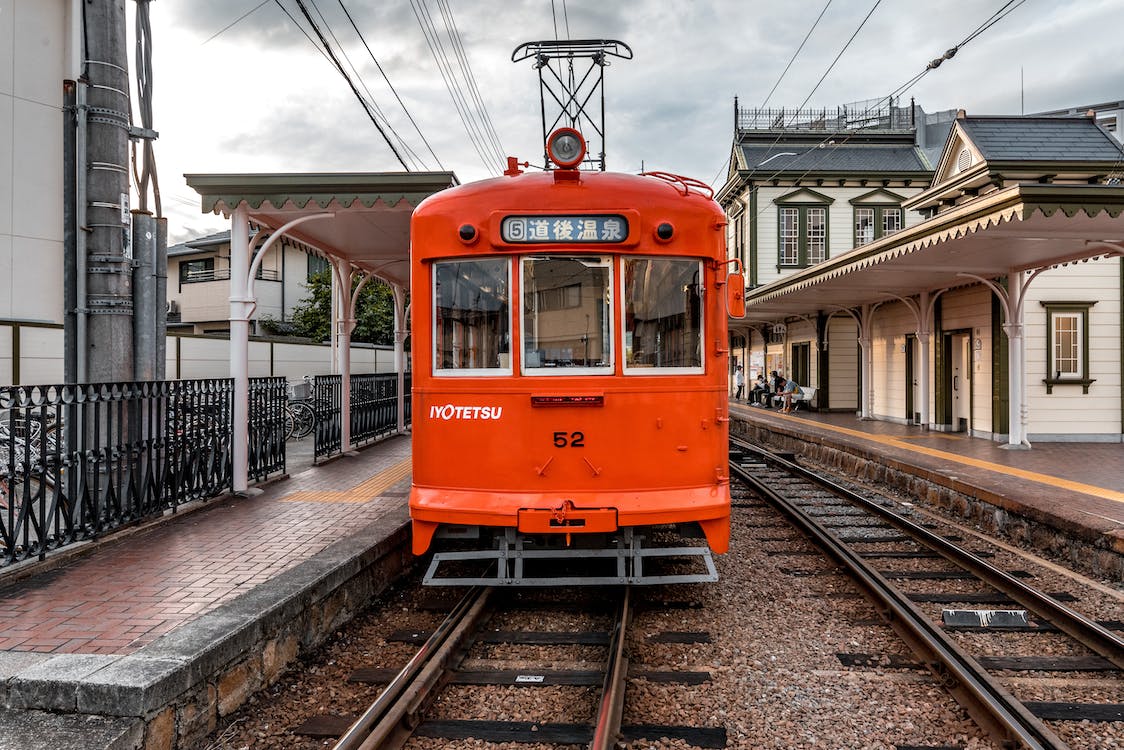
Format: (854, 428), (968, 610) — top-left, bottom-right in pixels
(547, 128), (586, 169)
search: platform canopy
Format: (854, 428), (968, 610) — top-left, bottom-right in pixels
(185, 172), (458, 286)
(186, 171), (457, 493)
(740, 183), (1124, 322)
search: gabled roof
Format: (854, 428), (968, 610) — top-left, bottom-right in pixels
(958, 116), (1124, 161)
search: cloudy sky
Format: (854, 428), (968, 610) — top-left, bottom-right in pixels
(146, 0), (1124, 243)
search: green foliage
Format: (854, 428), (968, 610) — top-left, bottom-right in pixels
(288, 269), (402, 345)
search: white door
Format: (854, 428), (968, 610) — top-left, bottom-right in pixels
(950, 333), (970, 432)
(910, 339), (921, 424)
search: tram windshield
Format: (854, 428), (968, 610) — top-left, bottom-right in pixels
(433, 258), (511, 373)
(622, 257), (703, 372)
(521, 256), (612, 374)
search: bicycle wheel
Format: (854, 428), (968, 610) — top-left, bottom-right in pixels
(291, 401), (316, 439)
(283, 407), (297, 441)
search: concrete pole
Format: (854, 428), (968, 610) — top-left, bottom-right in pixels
(84, 0), (133, 383)
(155, 218), (168, 379)
(229, 206), (251, 492)
(393, 284), (408, 433)
(132, 211), (157, 380)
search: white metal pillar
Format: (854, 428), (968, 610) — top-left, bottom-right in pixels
(228, 205), (251, 493)
(393, 284), (408, 433)
(331, 258), (353, 452)
(859, 304), (874, 420)
(880, 290), (945, 429)
(959, 269), (1041, 449)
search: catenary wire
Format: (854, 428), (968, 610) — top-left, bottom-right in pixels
(409, 0), (502, 174)
(789, 0), (882, 118)
(306, 0), (426, 169)
(291, 0), (410, 169)
(201, 0), (272, 45)
(336, 0), (447, 170)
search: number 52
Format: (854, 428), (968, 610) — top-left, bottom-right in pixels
(552, 431), (585, 448)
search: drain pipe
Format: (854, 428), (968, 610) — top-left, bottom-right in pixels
(68, 0), (89, 382)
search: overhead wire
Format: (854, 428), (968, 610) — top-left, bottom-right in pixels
(709, 0), (832, 189)
(201, 0), (272, 45)
(409, 0), (503, 174)
(789, 0), (882, 117)
(335, 0), (447, 170)
(433, 0), (506, 163)
(305, 0), (425, 169)
(289, 0), (410, 169)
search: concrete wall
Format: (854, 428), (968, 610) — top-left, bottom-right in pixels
(0, 0), (68, 326)
(0, 322), (396, 385)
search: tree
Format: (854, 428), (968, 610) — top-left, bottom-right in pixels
(288, 269), (401, 345)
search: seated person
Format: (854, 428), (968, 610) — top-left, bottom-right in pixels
(749, 374), (768, 405)
(769, 370), (786, 406)
(780, 376), (802, 413)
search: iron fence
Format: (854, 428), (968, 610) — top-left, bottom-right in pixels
(0, 379), (234, 567)
(313, 374), (342, 461)
(351, 374), (399, 446)
(248, 377), (287, 482)
(737, 102), (913, 133)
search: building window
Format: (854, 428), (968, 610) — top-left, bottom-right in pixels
(179, 258), (215, 286)
(777, 205), (828, 267)
(307, 254), (329, 280)
(854, 205), (902, 247)
(1041, 301), (1096, 394)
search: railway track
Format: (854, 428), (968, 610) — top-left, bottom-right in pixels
(325, 585), (724, 749)
(730, 437), (1124, 750)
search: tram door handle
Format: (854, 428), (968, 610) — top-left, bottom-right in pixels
(953, 375), (959, 392)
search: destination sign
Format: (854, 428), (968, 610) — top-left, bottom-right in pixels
(501, 214), (627, 244)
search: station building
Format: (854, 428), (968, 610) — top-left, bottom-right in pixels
(721, 100), (1124, 444)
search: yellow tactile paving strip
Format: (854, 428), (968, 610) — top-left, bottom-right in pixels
(778, 414), (1124, 504)
(280, 458), (412, 503)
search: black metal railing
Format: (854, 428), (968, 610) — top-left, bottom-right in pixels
(313, 374), (342, 461)
(0, 379), (235, 568)
(351, 374), (399, 446)
(248, 377), (287, 482)
(737, 100), (913, 134)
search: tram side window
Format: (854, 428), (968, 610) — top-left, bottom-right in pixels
(434, 259), (510, 373)
(623, 258), (703, 372)
(522, 256), (612, 372)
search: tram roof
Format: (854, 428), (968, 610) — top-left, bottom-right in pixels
(185, 171), (458, 286)
(738, 182), (1124, 324)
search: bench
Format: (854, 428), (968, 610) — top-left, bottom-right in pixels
(772, 385), (816, 411)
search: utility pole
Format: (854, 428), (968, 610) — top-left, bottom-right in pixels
(84, 0), (134, 383)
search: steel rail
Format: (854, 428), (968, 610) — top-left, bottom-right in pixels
(590, 586), (632, 750)
(729, 449), (1068, 750)
(332, 586), (492, 750)
(735, 438), (1124, 670)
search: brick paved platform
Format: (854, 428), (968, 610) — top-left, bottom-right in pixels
(0, 434), (415, 750)
(731, 401), (1124, 578)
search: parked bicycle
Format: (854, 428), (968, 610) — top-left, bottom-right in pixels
(284, 378), (317, 440)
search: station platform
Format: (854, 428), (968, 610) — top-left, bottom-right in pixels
(0, 434), (414, 750)
(729, 400), (1124, 580)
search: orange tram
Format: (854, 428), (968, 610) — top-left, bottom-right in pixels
(409, 128), (744, 585)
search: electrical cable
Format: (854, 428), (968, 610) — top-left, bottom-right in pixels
(409, 0), (501, 173)
(290, 0), (410, 169)
(789, 0), (882, 118)
(760, 0), (832, 111)
(201, 0), (271, 45)
(335, 0), (447, 170)
(306, 0), (425, 170)
(434, 0), (506, 163)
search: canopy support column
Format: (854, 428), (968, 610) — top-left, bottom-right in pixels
(959, 269), (1044, 449)
(229, 205), (251, 493)
(858, 304), (875, 420)
(393, 284), (408, 433)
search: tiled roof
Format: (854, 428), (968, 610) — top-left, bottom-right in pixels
(167, 230), (231, 257)
(738, 144), (928, 174)
(958, 117), (1124, 161)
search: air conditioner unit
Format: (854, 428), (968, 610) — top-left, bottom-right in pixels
(166, 300), (179, 314)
